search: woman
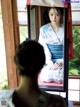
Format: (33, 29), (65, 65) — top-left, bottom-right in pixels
(0, 39), (66, 107)
(39, 7), (64, 83)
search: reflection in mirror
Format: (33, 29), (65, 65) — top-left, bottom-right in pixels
(38, 7), (65, 91)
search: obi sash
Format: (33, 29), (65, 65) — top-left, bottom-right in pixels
(47, 44), (63, 63)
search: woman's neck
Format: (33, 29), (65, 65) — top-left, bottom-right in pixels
(51, 22), (60, 32)
(15, 76), (41, 106)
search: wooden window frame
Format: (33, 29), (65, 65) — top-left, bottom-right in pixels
(1, 0), (20, 89)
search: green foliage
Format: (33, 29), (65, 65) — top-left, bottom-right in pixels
(0, 79), (8, 90)
(72, 26), (80, 59)
(69, 69), (79, 75)
(2, 84), (8, 90)
(69, 26), (80, 75)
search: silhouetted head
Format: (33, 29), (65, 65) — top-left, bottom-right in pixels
(14, 39), (45, 77)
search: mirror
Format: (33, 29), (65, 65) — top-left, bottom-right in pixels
(28, 6), (67, 91)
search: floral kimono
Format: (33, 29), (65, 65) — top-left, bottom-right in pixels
(39, 23), (64, 83)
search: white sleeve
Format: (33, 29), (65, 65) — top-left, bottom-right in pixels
(38, 28), (53, 66)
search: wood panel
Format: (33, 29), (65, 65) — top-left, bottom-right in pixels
(1, 0), (18, 89)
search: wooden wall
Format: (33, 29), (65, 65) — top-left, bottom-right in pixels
(1, 0), (19, 89)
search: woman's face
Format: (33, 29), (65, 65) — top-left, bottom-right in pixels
(48, 8), (61, 25)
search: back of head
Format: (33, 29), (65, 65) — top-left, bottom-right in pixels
(14, 39), (45, 77)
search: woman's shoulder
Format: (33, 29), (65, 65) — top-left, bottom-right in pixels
(40, 23), (51, 31)
(38, 91), (66, 107)
(48, 94), (66, 107)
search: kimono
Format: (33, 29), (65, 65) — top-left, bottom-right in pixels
(39, 23), (64, 83)
(0, 89), (66, 107)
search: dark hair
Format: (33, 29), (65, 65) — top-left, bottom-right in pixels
(14, 39), (45, 77)
(48, 7), (63, 16)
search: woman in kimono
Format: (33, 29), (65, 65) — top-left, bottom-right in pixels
(39, 7), (64, 83)
(0, 39), (66, 107)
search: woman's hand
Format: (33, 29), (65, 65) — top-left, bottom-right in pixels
(50, 62), (59, 70)
(57, 62), (63, 67)
(50, 62), (63, 70)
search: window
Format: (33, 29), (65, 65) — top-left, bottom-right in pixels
(16, 0), (28, 43)
(68, 3), (80, 102)
(69, 3), (80, 77)
(69, 26), (80, 76)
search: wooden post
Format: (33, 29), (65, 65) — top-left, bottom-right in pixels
(1, 0), (18, 89)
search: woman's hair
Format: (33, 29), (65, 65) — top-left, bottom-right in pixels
(48, 7), (63, 16)
(14, 39), (45, 77)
